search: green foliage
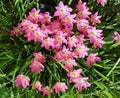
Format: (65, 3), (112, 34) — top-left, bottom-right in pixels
(0, 0), (120, 98)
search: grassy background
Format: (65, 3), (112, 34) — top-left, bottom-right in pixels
(0, 0), (120, 98)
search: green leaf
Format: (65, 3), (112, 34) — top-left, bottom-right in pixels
(110, 42), (120, 49)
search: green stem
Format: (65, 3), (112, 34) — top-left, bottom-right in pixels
(93, 69), (113, 84)
(68, 0), (73, 5)
(45, 54), (68, 72)
(107, 57), (120, 76)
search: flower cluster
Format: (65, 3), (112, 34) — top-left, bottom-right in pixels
(15, 74), (67, 95)
(29, 52), (45, 73)
(67, 69), (90, 91)
(13, 0), (105, 96)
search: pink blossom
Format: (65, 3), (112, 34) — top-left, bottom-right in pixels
(11, 26), (22, 35)
(76, 35), (85, 44)
(67, 69), (82, 83)
(92, 37), (105, 48)
(27, 8), (40, 23)
(29, 61), (45, 73)
(41, 37), (54, 50)
(76, 1), (88, 11)
(32, 81), (42, 91)
(75, 44), (89, 58)
(39, 12), (51, 24)
(67, 36), (78, 49)
(15, 74), (30, 88)
(48, 20), (62, 33)
(33, 29), (46, 42)
(25, 23), (38, 33)
(76, 18), (89, 35)
(57, 46), (71, 60)
(54, 47), (74, 61)
(67, 51), (77, 59)
(54, 51), (62, 61)
(20, 19), (31, 30)
(63, 27), (74, 36)
(64, 59), (77, 70)
(97, 0), (107, 6)
(54, 1), (72, 18)
(54, 46), (71, 61)
(53, 82), (68, 93)
(114, 32), (120, 43)
(86, 53), (101, 66)
(24, 23), (38, 41)
(33, 52), (46, 63)
(41, 86), (53, 96)
(41, 24), (53, 35)
(73, 77), (90, 91)
(87, 27), (103, 42)
(52, 43), (62, 51)
(90, 12), (102, 25)
(77, 8), (91, 19)
(54, 31), (67, 45)
(62, 14), (76, 26)
(76, 18), (89, 27)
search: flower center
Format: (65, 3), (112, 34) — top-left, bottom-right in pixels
(78, 47), (84, 52)
(72, 72), (79, 78)
(35, 32), (40, 37)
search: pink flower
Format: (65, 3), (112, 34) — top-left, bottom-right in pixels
(54, 48), (75, 61)
(92, 37), (105, 48)
(33, 29), (46, 42)
(25, 23), (38, 33)
(41, 37), (54, 50)
(114, 32), (120, 43)
(97, 0), (107, 6)
(86, 53), (101, 66)
(87, 27), (103, 42)
(64, 59), (77, 70)
(76, 18), (89, 35)
(20, 19), (31, 30)
(73, 77), (90, 91)
(76, 35), (85, 44)
(29, 61), (45, 73)
(39, 12), (51, 24)
(54, 1), (72, 18)
(67, 69), (82, 83)
(76, 18), (89, 27)
(62, 14), (76, 26)
(11, 26), (22, 35)
(63, 27), (74, 36)
(53, 82), (68, 93)
(27, 8), (40, 23)
(24, 23), (38, 41)
(75, 44), (89, 58)
(41, 86), (53, 96)
(67, 36), (78, 49)
(77, 8), (91, 19)
(54, 51), (63, 61)
(32, 81), (42, 91)
(87, 27), (102, 37)
(76, 1), (88, 11)
(54, 31), (67, 46)
(57, 46), (71, 60)
(48, 20), (62, 33)
(87, 27), (105, 49)
(33, 52), (46, 63)
(15, 74), (30, 88)
(41, 24), (52, 35)
(90, 12), (101, 25)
